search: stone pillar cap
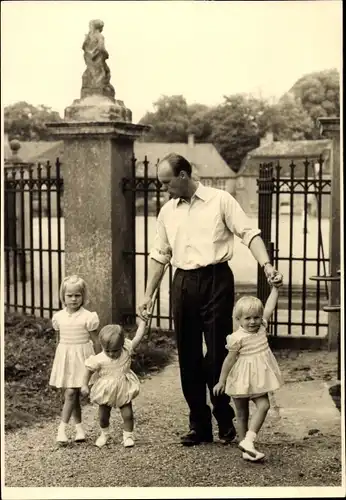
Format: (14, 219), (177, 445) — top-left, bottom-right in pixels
(317, 116), (340, 136)
(46, 120), (151, 140)
(5, 139), (23, 164)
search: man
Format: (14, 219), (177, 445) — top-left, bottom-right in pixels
(138, 153), (283, 447)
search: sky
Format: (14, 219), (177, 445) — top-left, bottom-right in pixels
(1, 0), (342, 123)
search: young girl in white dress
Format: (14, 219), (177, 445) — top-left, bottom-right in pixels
(49, 275), (101, 444)
(213, 283), (283, 461)
(81, 320), (148, 448)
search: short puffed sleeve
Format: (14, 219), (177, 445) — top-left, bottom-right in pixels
(226, 333), (242, 352)
(52, 312), (60, 331)
(124, 338), (133, 355)
(85, 354), (101, 372)
(85, 311), (100, 331)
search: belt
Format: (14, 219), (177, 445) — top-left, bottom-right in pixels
(177, 261), (229, 273)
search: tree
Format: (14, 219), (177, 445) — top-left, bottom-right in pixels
(4, 102), (62, 141)
(263, 94), (315, 141)
(139, 95), (190, 142)
(286, 68), (340, 124)
(139, 95), (213, 143)
(208, 94), (272, 172)
(186, 103), (213, 142)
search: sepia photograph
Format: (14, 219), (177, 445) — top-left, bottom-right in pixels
(1, 0), (344, 498)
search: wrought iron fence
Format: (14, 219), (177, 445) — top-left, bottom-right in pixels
(257, 156), (331, 338)
(124, 155), (331, 339)
(4, 159), (64, 317)
(4, 152), (331, 342)
(122, 156), (174, 329)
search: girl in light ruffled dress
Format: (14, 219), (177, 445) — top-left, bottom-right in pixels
(81, 320), (147, 448)
(213, 282), (283, 461)
(49, 275), (101, 444)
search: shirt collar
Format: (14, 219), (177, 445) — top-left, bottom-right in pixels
(175, 182), (210, 206)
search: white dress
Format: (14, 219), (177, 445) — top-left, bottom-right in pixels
(225, 320), (283, 398)
(85, 339), (140, 408)
(49, 307), (99, 388)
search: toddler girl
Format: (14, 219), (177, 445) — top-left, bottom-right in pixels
(81, 319), (148, 448)
(49, 275), (100, 444)
(213, 283), (283, 461)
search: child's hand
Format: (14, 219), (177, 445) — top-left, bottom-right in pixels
(213, 381), (225, 396)
(271, 272), (283, 288)
(80, 385), (90, 397)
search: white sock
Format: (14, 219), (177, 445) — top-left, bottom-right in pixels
(59, 422), (67, 430)
(245, 430), (257, 442)
(123, 430), (133, 438)
(75, 423), (84, 430)
(101, 427), (109, 436)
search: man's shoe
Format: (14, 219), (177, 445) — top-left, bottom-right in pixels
(180, 429), (213, 447)
(219, 424), (237, 445)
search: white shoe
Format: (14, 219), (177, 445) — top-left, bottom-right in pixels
(123, 432), (134, 448)
(56, 426), (68, 444)
(75, 426), (86, 442)
(238, 438), (258, 458)
(242, 451), (265, 461)
(95, 433), (109, 448)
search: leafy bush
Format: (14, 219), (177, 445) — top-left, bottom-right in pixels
(4, 313), (176, 431)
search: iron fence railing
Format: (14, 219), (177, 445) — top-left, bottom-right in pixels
(4, 159), (64, 317)
(257, 156), (331, 337)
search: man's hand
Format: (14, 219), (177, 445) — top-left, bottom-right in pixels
(271, 273), (283, 287)
(138, 296), (153, 321)
(80, 385), (90, 397)
(213, 381), (226, 396)
(264, 264), (283, 288)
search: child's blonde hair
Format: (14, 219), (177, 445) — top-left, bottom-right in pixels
(59, 275), (88, 305)
(99, 324), (124, 350)
(233, 295), (264, 322)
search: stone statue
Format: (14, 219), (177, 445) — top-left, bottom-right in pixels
(81, 19), (115, 100)
(64, 19), (132, 122)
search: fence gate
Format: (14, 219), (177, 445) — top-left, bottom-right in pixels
(4, 159), (65, 318)
(257, 157), (331, 342)
(122, 155), (174, 330)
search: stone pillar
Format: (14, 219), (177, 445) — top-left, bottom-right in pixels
(317, 117), (340, 349)
(46, 122), (148, 327)
(47, 19), (150, 327)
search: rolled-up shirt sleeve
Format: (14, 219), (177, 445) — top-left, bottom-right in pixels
(222, 191), (261, 247)
(149, 212), (172, 265)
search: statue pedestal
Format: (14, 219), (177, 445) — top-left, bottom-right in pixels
(65, 95), (132, 122)
(46, 120), (150, 327)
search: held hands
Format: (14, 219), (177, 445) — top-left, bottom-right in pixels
(264, 264), (283, 288)
(80, 385), (90, 397)
(213, 381), (226, 396)
(138, 296), (153, 321)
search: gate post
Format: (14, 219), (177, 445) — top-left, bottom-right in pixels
(317, 117), (340, 349)
(46, 20), (149, 328)
(257, 163), (274, 305)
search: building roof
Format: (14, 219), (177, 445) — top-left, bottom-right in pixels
(4, 139), (235, 178)
(238, 139), (332, 176)
(247, 139), (331, 159)
(133, 142), (235, 178)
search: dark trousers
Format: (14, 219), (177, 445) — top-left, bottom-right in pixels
(172, 261), (235, 434)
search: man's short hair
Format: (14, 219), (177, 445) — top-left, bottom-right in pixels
(160, 153), (192, 177)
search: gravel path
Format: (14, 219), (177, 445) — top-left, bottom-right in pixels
(5, 355), (342, 488)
